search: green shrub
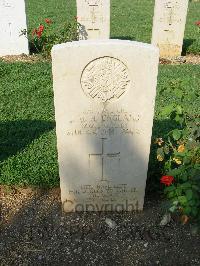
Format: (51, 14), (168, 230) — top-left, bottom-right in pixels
(28, 18), (79, 57)
(156, 80), (200, 222)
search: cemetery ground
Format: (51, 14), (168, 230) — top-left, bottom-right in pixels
(0, 61), (200, 265)
(1, 186), (200, 265)
(1, 0), (200, 265)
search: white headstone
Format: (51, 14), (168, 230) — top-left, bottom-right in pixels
(76, 0), (110, 40)
(152, 0), (189, 57)
(52, 40), (159, 212)
(0, 0), (29, 56)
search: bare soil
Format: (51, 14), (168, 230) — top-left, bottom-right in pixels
(0, 54), (47, 63)
(0, 186), (200, 266)
(159, 54), (200, 65)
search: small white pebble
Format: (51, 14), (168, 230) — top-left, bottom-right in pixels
(105, 218), (116, 229)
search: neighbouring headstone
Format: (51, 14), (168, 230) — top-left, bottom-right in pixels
(0, 0), (29, 56)
(151, 0), (189, 57)
(52, 40), (159, 212)
(76, 0), (110, 40)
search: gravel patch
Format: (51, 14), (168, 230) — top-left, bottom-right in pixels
(1, 54), (200, 65)
(160, 54), (200, 65)
(1, 186), (200, 266)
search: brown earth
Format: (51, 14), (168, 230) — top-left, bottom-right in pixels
(159, 54), (200, 65)
(0, 54), (47, 63)
(0, 186), (200, 266)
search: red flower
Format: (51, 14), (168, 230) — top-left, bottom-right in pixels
(160, 175), (174, 186)
(32, 24), (45, 38)
(35, 24), (44, 38)
(45, 18), (52, 24)
(38, 24), (45, 32)
(36, 30), (42, 38)
(195, 20), (200, 26)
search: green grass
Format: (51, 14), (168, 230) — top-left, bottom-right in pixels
(0, 62), (58, 187)
(26, 0), (200, 54)
(0, 61), (199, 187)
(0, 0), (199, 187)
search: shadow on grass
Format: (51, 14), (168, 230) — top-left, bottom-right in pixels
(0, 117), (178, 192)
(111, 36), (136, 41)
(0, 120), (55, 163)
(182, 38), (195, 56)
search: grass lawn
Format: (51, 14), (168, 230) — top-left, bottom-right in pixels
(0, 61), (199, 187)
(26, 0), (200, 54)
(0, 0), (199, 187)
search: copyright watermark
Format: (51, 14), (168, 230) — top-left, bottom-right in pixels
(63, 199), (140, 212)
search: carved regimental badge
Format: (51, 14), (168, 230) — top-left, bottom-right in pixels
(81, 57), (130, 103)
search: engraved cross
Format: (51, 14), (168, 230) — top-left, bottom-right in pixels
(89, 138), (120, 182)
(8, 22), (12, 37)
(165, 4), (174, 26)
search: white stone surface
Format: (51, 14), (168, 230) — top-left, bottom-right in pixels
(76, 0), (110, 40)
(152, 0), (189, 57)
(52, 40), (159, 212)
(0, 0), (29, 56)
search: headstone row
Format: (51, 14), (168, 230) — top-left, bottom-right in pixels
(0, 0), (189, 58)
(77, 0), (189, 57)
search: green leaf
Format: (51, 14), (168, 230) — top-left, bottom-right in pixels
(192, 185), (200, 192)
(163, 145), (170, 155)
(194, 165), (200, 170)
(183, 156), (191, 165)
(180, 182), (191, 189)
(176, 187), (183, 196)
(168, 191), (175, 198)
(174, 151), (186, 158)
(191, 207), (198, 217)
(178, 196), (187, 205)
(174, 115), (184, 125)
(184, 206), (192, 215)
(185, 189), (193, 201)
(168, 168), (182, 177)
(161, 104), (175, 116)
(180, 172), (188, 182)
(176, 105), (183, 114)
(172, 200), (179, 206)
(188, 200), (196, 207)
(172, 129), (182, 140)
(164, 185), (175, 193)
(174, 89), (184, 99)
